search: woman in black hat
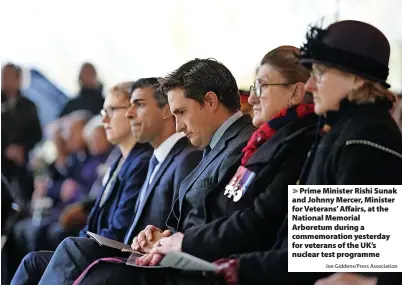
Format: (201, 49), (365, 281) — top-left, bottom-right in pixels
(300, 21), (402, 285)
(297, 20), (402, 185)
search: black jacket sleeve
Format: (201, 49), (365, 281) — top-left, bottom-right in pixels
(377, 273), (402, 285)
(236, 249), (329, 285)
(181, 156), (304, 261)
(334, 141), (402, 184)
(23, 100), (42, 152)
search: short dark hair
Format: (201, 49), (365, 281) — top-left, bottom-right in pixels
(2, 63), (22, 78)
(131, 77), (167, 108)
(160, 58), (240, 113)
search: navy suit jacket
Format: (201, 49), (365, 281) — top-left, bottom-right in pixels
(166, 114), (255, 232)
(123, 137), (202, 244)
(79, 143), (153, 241)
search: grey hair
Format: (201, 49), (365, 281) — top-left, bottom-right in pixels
(68, 110), (93, 125)
(83, 115), (103, 142)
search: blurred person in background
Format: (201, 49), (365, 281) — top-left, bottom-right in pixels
(50, 144), (122, 241)
(31, 119), (70, 201)
(27, 113), (92, 206)
(57, 114), (111, 206)
(1, 63), (42, 205)
(8, 111), (109, 280)
(239, 89), (252, 116)
(4, 118), (67, 283)
(7, 83), (154, 285)
(59, 62), (105, 117)
(1, 63), (42, 283)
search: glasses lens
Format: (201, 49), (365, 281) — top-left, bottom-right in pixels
(255, 81), (261, 97)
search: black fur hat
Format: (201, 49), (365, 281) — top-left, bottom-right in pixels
(299, 20), (391, 88)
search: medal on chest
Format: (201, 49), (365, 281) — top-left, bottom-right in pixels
(224, 166), (256, 202)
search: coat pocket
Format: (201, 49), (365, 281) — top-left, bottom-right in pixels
(192, 176), (214, 190)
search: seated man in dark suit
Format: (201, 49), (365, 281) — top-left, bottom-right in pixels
(36, 59), (254, 284)
(11, 81), (153, 285)
(22, 78), (202, 284)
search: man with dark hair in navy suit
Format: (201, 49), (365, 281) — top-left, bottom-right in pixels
(14, 78), (202, 284)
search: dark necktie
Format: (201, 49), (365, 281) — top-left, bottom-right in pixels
(123, 155), (159, 244)
(203, 146), (211, 158)
(137, 155), (159, 207)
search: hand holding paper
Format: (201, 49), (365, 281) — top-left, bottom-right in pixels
(150, 232), (184, 255)
(131, 225), (171, 253)
(136, 232), (184, 266)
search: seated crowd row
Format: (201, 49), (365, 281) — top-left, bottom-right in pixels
(10, 20), (402, 285)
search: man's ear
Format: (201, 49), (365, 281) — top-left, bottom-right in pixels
(161, 104), (173, 120)
(204, 91), (219, 111)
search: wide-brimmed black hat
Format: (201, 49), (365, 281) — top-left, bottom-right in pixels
(299, 20), (391, 88)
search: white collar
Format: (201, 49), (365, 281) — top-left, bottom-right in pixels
(153, 132), (186, 164)
(209, 111), (243, 149)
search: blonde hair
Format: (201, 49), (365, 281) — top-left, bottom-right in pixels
(108, 81), (134, 101)
(347, 80), (396, 104)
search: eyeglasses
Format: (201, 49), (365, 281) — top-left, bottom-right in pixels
(250, 81), (295, 97)
(100, 106), (130, 118)
(310, 65), (328, 83)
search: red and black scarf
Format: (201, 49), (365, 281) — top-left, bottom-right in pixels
(241, 104), (315, 165)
